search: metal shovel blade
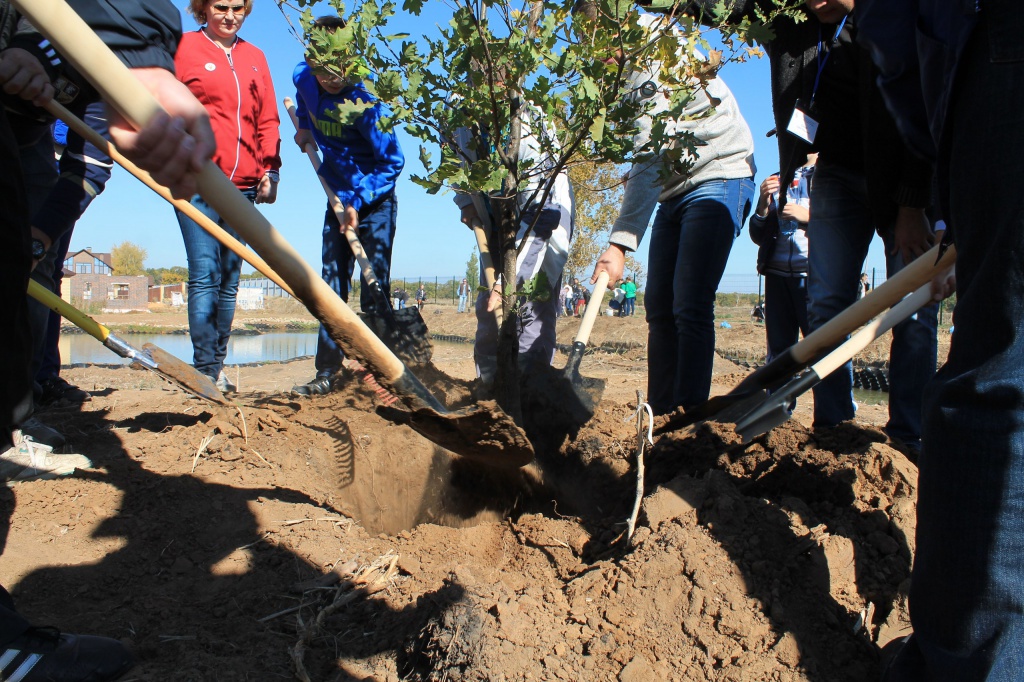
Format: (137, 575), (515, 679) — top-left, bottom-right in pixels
(562, 341), (607, 416)
(362, 305), (433, 365)
(141, 344), (231, 406)
(379, 400), (534, 468)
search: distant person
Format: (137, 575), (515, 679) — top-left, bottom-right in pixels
(457, 278), (469, 313)
(175, 0), (282, 394)
(858, 272), (870, 299)
(415, 284), (426, 310)
(574, 281), (591, 317)
(289, 15), (404, 396)
(751, 300), (765, 324)
(608, 285), (625, 316)
(559, 282), (573, 317)
(621, 275), (637, 316)
(749, 154), (815, 364)
(396, 288), (408, 309)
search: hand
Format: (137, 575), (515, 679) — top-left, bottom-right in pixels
(929, 227), (956, 301)
(780, 203), (810, 223)
(107, 68), (215, 201)
(486, 283), (503, 313)
(460, 204), (480, 229)
(256, 174), (278, 204)
(890, 206), (934, 263)
(592, 244), (626, 285)
(338, 204), (359, 233)
(294, 128), (315, 152)
(756, 175), (780, 217)
(0, 48), (55, 107)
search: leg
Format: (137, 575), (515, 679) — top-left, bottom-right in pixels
(314, 208), (353, 378)
(355, 193), (397, 315)
(890, 14), (1024, 680)
(210, 190), (255, 376)
(764, 274), (806, 363)
(176, 197), (226, 380)
(805, 164), (875, 427)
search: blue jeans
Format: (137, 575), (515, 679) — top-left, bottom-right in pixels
(645, 177), (754, 414)
(764, 274), (809, 363)
(887, 15), (1024, 681)
(623, 296), (636, 316)
(175, 190), (255, 379)
(458, 293), (468, 313)
(806, 163), (938, 447)
(315, 193), (397, 377)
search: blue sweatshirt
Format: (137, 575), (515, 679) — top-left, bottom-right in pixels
(292, 62), (404, 213)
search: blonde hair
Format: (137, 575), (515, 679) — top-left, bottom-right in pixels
(188, 0), (254, 25)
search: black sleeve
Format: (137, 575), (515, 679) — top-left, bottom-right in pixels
(67, 0), (181, 71)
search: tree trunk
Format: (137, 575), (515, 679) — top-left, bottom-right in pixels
(491, 194), (522, 425)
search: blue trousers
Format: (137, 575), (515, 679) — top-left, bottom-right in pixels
(764, 274), (809, 363)
(806, 163), (938, 448)
(645, 177), (754, 414)
(315, 194), (396, 377)
(175, 190), (255, 380)
(888, 14), (1024, 681)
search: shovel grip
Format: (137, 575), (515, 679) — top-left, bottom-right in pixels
(575, 271), (610, 346)
(27, 278), (109, 343)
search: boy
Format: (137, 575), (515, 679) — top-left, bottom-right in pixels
(289, 15), (404, 396)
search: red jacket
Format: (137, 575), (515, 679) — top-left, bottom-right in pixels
(175, 30), (281, 189)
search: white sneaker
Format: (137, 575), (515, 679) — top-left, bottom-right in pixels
(216, 370), (236, 394)
(0, 435), (92, 484)
(19, 417), (66, 448)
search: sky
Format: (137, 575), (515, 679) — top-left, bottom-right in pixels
(67, 1), (888, 290)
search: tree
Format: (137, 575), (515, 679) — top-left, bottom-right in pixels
(466, 249), (479, 293)
(565, 160), (623, 283)
(111, 241), (147, 276)
(278, 0), (795, 418)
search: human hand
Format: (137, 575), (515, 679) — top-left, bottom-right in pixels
(780, 202), (809, 223)
(256, 174), (278, 204)
(592, 244), (626, 285)
(0, 48), (55, 107)
(294, 128), (315, 152)
(107, 68), (214, 200)
(756, 175), (780, 217)
(890, 206), (934, 263)
(460, 204), (480, 229)
(929, 227), (956, 301)
(486, 284), (503, 313)
(338, 204), (359, 232)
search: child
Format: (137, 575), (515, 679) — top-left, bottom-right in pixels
(290, 15), (405, 396)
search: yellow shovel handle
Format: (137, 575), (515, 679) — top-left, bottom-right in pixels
(27, 279), (109, 343)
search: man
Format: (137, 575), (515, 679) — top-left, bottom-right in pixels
(857, 1), (1023, 679)
(0, 1), (214, 678)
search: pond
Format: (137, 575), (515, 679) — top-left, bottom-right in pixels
(59, 332), (320, 366)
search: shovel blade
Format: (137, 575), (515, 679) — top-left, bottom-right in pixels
(380, 401), (534, 468)
(362, 307), (433, 365)
(141, 343), (231, 406)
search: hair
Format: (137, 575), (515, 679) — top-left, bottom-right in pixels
(312, 15), (347, 31)
(571, 0), (599, 21)
(189, 0), (254, 24)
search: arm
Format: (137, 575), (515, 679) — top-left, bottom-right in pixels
(350, 100), (404, 212)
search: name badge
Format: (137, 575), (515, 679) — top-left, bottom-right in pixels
(787, 107), (818, 144)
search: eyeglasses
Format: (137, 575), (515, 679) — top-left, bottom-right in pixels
(211, 3), (246, 16)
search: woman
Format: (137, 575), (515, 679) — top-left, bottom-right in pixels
(174, 0), (281, 392)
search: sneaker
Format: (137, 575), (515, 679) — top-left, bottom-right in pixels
(18, 417), (66, 449)
(291, 376), (335, 396)
(0, 437), (92, 484)
(0, 626), (135, 681)
(38, 376), (91, 406)
(215, 370), (237, 394)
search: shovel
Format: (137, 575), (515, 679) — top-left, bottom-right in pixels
(561, 271), (610, 412)
(26, 280), (229, 406)
(471, 217), (502, 326)
(658, 243), (957, 435)
(283, 97), (431, 366)
(21, 0), (532, 467)
(727, 282), (936, 441)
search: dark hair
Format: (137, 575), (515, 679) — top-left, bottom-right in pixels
(188, 0), (254, 25)
(571, 0), (599, 21)
(312, 15), (347, 31)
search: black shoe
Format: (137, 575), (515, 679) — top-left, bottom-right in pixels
(38, 377), (92, 406)
(0, 626), (134, 681)
(291, 376), (336, 396)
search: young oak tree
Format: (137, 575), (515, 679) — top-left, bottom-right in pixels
(276, 0), (797, 419)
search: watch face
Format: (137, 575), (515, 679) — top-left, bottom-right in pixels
(31, 239), (46, 259)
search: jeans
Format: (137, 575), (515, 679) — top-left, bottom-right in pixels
(175, 190), (255, 379)
(887, 14), (1024, 681)
(315, 193), (396, 377)
(622, 296), (636, 316)
(645, 177), (754, 414)
(806, 163), (938, 447)
(458, 293), (468, 313)
(764, 274), (809, 363)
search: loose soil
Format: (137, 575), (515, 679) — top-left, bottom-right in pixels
(2, 305), (937, 681)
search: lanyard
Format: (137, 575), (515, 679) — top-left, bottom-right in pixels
(810, 14), (848, 106)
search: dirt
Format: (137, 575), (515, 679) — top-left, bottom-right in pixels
(2, 306), (926, 681)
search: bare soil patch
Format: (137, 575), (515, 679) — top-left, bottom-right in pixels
(2, 307), (922, 680)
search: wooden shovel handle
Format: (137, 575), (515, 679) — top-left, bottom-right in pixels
(576, 271), (609, 347)
(790, 243), (956, 364)
(43, 100), (296, 298)
(283, 98), (379, 288)
(15, 0), (406, 382)
(27, 278), (109, 343)
(470, 218), (502, 325)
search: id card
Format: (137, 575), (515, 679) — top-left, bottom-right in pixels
(787, 107), (819, 144)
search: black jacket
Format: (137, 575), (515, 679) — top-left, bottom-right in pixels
(678, 0), (933, 234)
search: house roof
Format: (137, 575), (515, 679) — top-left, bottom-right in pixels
(67, 249), (113, 268)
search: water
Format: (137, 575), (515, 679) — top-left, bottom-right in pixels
(853, 388), (889, 406)
(59, 332), (319, 367)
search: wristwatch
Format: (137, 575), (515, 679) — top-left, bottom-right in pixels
(31, 238), (47, 260)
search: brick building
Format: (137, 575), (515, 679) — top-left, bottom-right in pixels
(62, 248), (150, 312)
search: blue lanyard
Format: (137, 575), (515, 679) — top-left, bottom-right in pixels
(810, 14), (848, 106)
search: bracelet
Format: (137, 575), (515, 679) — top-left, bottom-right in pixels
(264, 170), (280, 183)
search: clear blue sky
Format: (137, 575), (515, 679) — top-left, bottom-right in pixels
(68, 1), (887, 288)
